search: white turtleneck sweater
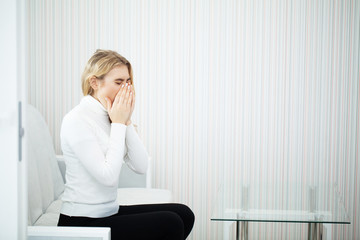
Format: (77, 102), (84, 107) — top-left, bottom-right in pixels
(60, 95), (149, 218)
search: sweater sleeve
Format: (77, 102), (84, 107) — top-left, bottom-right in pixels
(62, 116), (126, 187)
(124, 124), (149, 174)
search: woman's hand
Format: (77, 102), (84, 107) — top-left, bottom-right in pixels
(104, 83), (134, 125)
(125, 84), (135, 125)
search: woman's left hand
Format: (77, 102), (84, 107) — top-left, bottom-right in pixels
(126, 84), (135, 125)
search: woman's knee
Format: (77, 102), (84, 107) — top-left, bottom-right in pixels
(173, 204), (195, 226)
(166, 204), (195, 239)
(159, 211), (184, 240)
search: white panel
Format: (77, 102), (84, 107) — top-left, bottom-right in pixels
(0, 0), (27, 239)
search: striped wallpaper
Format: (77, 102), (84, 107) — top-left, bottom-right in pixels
(28, 0), (359, 239)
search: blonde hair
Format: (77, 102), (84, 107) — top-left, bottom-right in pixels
(81, 49), (133, 96)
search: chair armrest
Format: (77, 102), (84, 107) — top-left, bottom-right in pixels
(28, 226), (110, 240)
(56, 155), (66, 183)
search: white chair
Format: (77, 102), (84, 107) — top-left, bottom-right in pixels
(27, 104), (172, 240)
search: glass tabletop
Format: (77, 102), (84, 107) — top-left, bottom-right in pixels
(211, 182), (350, 224)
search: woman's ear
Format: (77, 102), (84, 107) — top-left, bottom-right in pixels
(89, 77), (99, 91)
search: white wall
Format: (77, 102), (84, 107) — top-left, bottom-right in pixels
(28, 0), (360, 239)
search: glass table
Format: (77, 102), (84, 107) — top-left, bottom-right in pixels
(211, 182), (350, 240)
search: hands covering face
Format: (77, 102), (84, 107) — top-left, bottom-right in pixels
(104, 83), (135, 125)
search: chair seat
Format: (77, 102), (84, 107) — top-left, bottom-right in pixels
(117, 188), (172, 205)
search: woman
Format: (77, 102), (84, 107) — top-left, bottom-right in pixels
(58, 49), (195, 240)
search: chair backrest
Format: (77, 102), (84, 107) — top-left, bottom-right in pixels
(118, 163), (147, 188)
(26, 104), (64, 226)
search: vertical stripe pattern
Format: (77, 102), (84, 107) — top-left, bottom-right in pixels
(28, 0), (360, 239)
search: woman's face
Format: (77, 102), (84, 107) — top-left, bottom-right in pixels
(94, 65), (131, 106)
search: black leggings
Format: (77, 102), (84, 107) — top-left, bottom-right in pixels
(58, 203), (195, 240)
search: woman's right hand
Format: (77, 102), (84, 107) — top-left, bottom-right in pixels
(104, 83), (134, 124)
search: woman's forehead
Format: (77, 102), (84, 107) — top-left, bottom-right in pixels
(106, 65), (130, 79)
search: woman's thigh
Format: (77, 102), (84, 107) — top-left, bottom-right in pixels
(118, 203), (195, 238)
(91, 210), (184, 240)
(118, 203), (192, 217)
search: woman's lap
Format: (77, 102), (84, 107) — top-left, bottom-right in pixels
(58, 203), (194, 240)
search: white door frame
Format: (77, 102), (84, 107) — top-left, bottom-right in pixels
(0, 0), (27, 239)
